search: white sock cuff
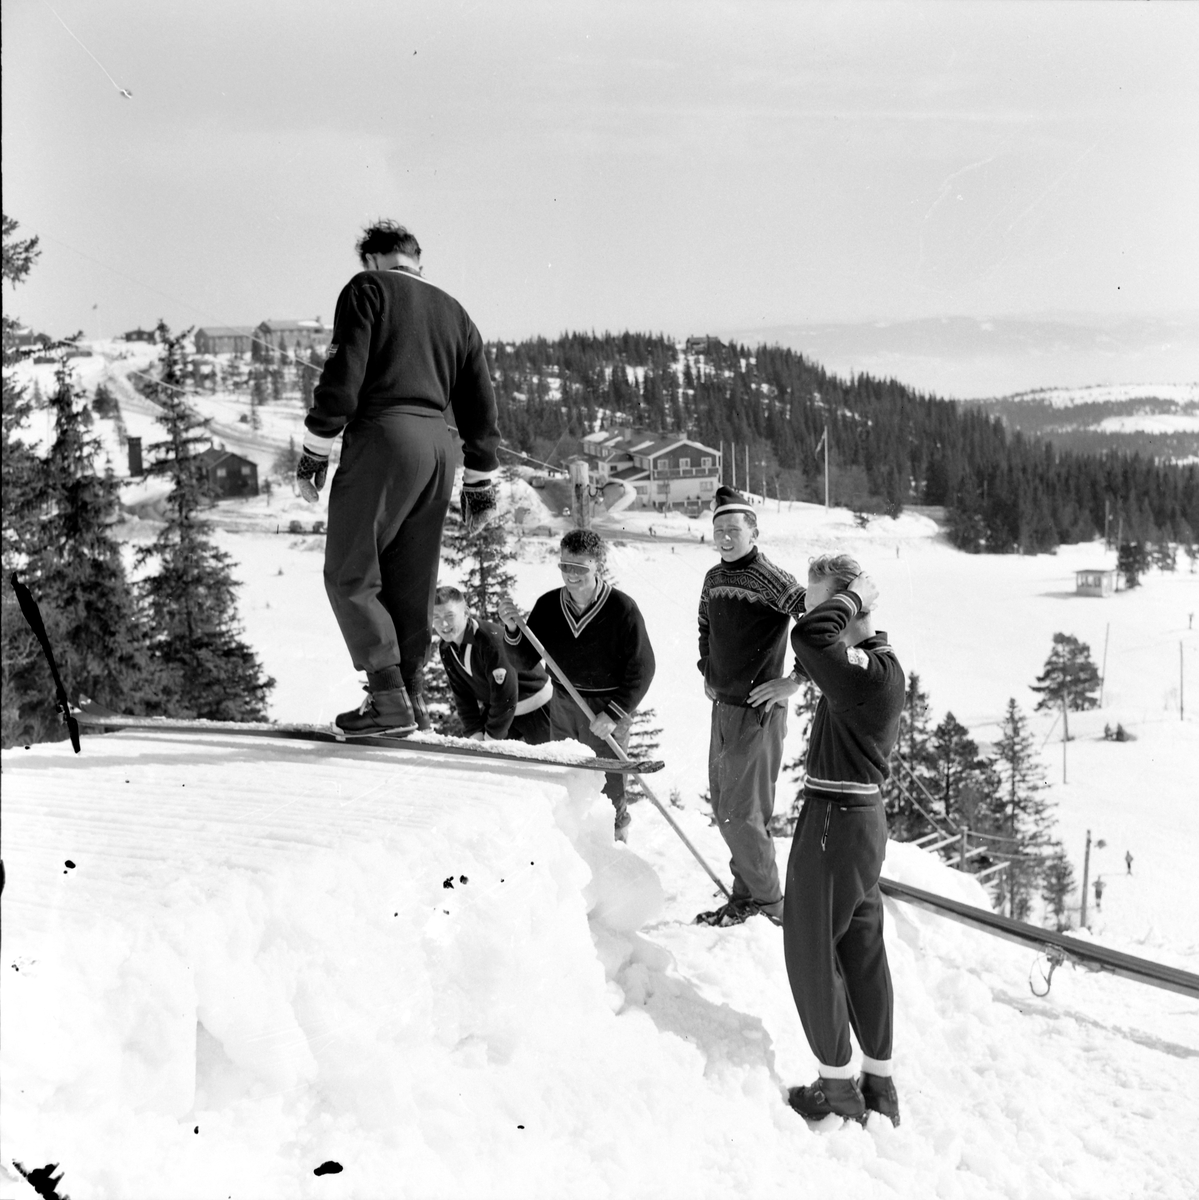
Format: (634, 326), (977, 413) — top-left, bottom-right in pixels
(817, 1060), (857, 1080)
(860, 1056), (893, 1077)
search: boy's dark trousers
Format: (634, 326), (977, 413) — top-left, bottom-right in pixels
(547, 692), (632, 827)
(782, 790), (894, 1071)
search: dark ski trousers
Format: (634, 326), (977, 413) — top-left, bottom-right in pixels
(547, 692), (632, 827)
(783, 790), (893, 1071)
(509, 702), (554, 746)
(323, 409), (454, 685)
(708, 702), (786, 906)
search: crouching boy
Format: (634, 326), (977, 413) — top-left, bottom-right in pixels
(432, 586), (553, 742)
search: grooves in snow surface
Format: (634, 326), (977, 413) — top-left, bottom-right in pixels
(3, 734), (1198, 1200)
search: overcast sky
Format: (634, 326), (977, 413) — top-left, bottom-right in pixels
(4, 0), (1198, 348)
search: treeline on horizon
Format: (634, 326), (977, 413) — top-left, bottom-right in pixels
(486, 332), (1199, 554)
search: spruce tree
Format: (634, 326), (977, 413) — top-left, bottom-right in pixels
(441, 478), (518, 619)
(883, 672), (940, 839)
(1040, 842), (1076, 931)
(988, 699), (1054, 919)
(25, 361), (160, 725)
(2, 215), (47, 744)
(3, 218), (158, 745)
(1030, 633), (1101, 739)
(625, 706), (662, 801)
(1117, 541), (1150, 588)
(930, 712), (987, 826)
(136, 321), (274, 720)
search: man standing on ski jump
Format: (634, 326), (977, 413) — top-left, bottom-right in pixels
(497, 529), (655, 842)
(695, 486), (805, 926)
(783, 553), (905, 1126)
(432, 585), (554, 744)
(296, 221), (501, 735)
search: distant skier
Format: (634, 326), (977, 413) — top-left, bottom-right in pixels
(1094, 876), (1105, 911)
(783, 554), (905, 1126)
(296, 221), (501, 735)
(1125, 850), (1133, 875)
(694, 486), (805, 927)
(432, 586), (553, 743)
(497, 530), (656, 842)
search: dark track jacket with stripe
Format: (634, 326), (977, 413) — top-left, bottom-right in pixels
(438, 618), (552, 739)
(504, 582), (655, 721)
(303, 266), (500, 478)
(790, 590), (905, 797)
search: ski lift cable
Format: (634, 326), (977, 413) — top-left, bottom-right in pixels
(40, 0), (133, 98)
(34, 231), (326, 372)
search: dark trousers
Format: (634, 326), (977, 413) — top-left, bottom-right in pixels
(782, 792), (893, 1071)
(547, 692), (632, 826)
(708, 702), (786, 906)
(323, 410), (454, 683)
(509, 702), (554, 746)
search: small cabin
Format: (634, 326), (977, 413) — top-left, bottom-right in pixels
(1075, 569), (1117, 598)
(196, 447), (259, 498)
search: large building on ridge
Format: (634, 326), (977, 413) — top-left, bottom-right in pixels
(581, 428), (722, 510)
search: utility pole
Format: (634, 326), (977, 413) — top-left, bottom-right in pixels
(1099, 622), (1110, 707)
(1061, 694), (1068, 783)
(568, 458), (591, 530)
(1080, 829), (1092, 928)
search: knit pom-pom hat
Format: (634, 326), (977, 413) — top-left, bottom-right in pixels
(711, 485), (754, 519)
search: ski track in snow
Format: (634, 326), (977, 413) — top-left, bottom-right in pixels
(4, 496), (1199, 1198)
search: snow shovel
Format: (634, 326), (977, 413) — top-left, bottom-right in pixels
(514, 615), (730, 899)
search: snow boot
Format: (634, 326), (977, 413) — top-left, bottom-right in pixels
(787, 1077), (866, 1121)
(694, 897), (781, 927)
(694, 897), (755, 927)
(335, 683), (417, 736)
(859, 1073), (900, 1126)
(405, 668), (433, 732)
(615, 810), (631, 843)
(409, 692), (433, 732)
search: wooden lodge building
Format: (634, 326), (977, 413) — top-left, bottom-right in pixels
(581, 428), (722, 511)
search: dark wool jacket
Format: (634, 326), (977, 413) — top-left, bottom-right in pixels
(697, 547), (805, 705)
(790, 591), (905, 796)
(504, 582), (655, 721)
(305, 267), (500, 475)
(438, 618), (552, 739)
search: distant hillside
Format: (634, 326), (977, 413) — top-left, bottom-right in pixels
(485, 333), (1199, 554)
(725, 316), (1199, 401)
(963, 383), (1199, 463)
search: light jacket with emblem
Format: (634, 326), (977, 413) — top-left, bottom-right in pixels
(504, 581), (655, 721)
(438, 617), (552, 739)
(790, 590), (905, 796)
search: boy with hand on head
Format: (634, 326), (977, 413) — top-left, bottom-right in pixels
(497, 529), (655, 842)
(696, 485), (806, 927)
(431, 586), (553, 743)
(783, 553), (905, 1127)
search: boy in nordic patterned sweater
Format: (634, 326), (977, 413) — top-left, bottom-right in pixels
(783, 553), (905, 1127)
(432, 586), (553, 743)
(295, 221), (501, 737)
(695, 486), (805, 926)
(498, 530), (655, 841)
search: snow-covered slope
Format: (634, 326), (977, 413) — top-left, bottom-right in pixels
(4, 499), (1198, 1199)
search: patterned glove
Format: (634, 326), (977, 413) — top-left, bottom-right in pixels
(295, 452), (328, 503)
(460, 479), (498, 534)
